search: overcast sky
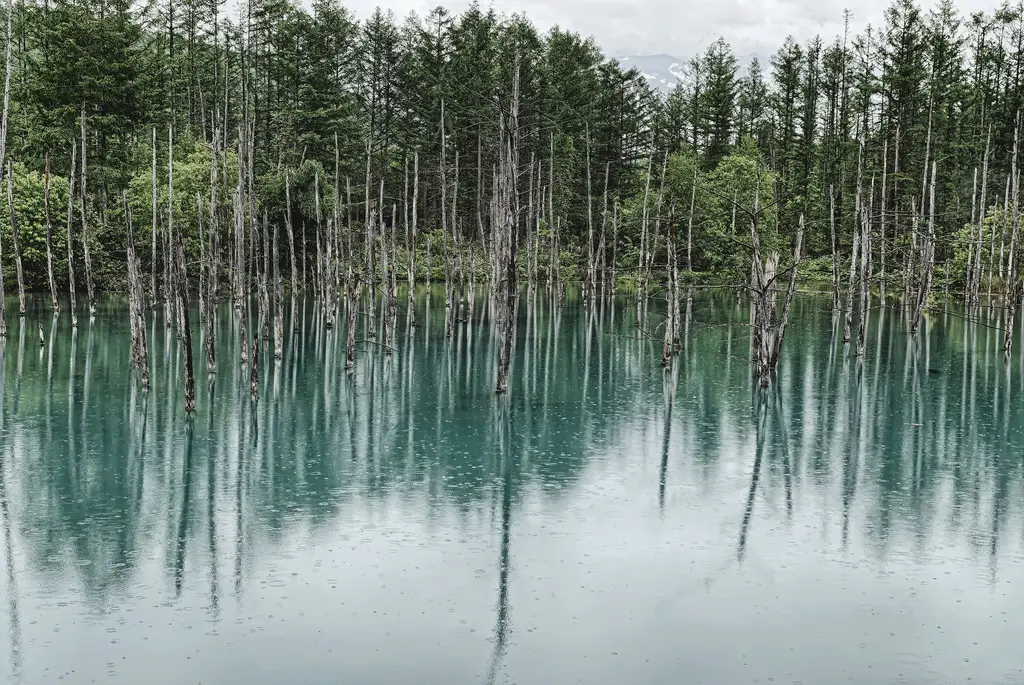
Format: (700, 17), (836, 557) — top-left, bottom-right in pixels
(344, 0), (998, 60)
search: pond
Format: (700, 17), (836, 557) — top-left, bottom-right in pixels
(1, 289), (1023, 684)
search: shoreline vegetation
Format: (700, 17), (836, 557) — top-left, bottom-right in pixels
(0, 0), (1022, 405)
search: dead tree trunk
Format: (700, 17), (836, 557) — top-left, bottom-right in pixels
(7, 160), (24, 316)
(80, 110), (95, 315)
(829, 185), (840, 312)
(495, 58), (521, 395)
(175, 230), (196, 414)
(408, 151), (418, 325)
(879, 140), (888, 306)
(273, 219), (284, 360)
(662, 217), (676, 366)
(910, 162), (937, 335)
(250, 340), (259, 399)
(971, 129), (992, 307)
(44, 154), (58, 311)
(125, 193), (150, 389)
(285, 169), (298, 333)
(66, 145), (77, 328)
(966, 166), (979, 302)
(0, 0), (10, 335)
(1004, 115), (1021, 356)
(152, 128), (158, 301)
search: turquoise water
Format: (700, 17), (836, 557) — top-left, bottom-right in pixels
(1, 290), (1023, 684)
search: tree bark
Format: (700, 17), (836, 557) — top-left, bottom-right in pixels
(44, 154), (58, 311)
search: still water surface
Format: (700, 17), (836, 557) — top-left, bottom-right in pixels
(1, 290), (1023, 684)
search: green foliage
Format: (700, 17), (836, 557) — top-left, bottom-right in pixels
(1, 163), (71, 291)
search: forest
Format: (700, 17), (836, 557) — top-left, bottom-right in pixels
(0, 0), (1022, 391)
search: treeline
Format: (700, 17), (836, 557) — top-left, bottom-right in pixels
(0, 0), (1023, 298)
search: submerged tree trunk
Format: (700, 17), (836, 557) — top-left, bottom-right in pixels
(44, 155), (58, 311)
(285, 169), (298, 334)
(250, 340), (259, 399)
(273, 219), (284, 360)
(125, 193), (149, 389)
(7, 160), (24, 316)
(0, 0), (11, 336)
(175, 231), (196, 414)
(495, 59), (521, 395)
(66, 145), (77, 328)
(1005, 116), (1021, 356)
(80, 110), (95, 315)
(910, 162), (937, 335)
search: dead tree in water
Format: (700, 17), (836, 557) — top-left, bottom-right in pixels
(970, 129), (991, 307)
(174, 231), (196, 414)
(345, 273), (358, 369)
(7, 160), (24, 316)
(273, 219), (284, 360)
(66, 145), (77, 327)
(407, 151), (418, 325)
(151, 128), (158, 301)
(80, 110), (95, 315)
(0, 176), (5, 337)
(124, 193), (149, 389)
(662, 216), (677, 367)
(747, 172), (804, 388)
(1004, 117), (1021, 356)
(844, 133), (865, 342)
(495, 58), (521, 395)
(285, 169), (298, 333)
(44, 155), (58, 311)
(910, 162), (937, 335)
(829, 185), (840, 312)
(205, 200), (217, 374)
(0, 0), (10, 335)
(250, 340), (259, 399)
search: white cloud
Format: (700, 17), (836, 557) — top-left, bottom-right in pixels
(344, 0), (999, 61)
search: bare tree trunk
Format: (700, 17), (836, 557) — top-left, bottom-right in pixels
(637, 148), (653, 327)
(495, 58), (521, 395)
(599, 162), (609, 298)
(152, 127), (158, 301)
(235, 187), (248, 364)
(662, 218), (676, 366)
(408, 151), (418, 325)
(250, 340), (259, 399)
(0, 0), (11, 336)
(910, 162), (937, 335)
(1004, 114), (1021, 356)
(972, 129), (992, 306)
(829, 184), (840, 312)
(44, 154), (58, 311)
(175, 230), (196, 414)
(285, 169), (298, 333)
(205, 192), (217, 374)
(6, 161), (23, 316)
(273, 219), (283, 360)
(585, 123), (595, 301)
(966, 166), (978, 301)
(610, 201), (619, 294)
(125, 193), (149, 389)
(66, 145), (77, 328)
(345, 275), (357, 370)
(80, 110), (96, 315)
(879, 140), (888, 307)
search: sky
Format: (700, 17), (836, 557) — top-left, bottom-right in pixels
(343, 0), (998, 60)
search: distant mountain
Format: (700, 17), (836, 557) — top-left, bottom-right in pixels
(616, 53), (761, 96)
(615, 54), (687, 95)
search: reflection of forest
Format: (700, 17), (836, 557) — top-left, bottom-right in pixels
(1, 289), (1023, 615)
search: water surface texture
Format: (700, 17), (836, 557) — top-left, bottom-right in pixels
(2, 291), (1024, 684)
